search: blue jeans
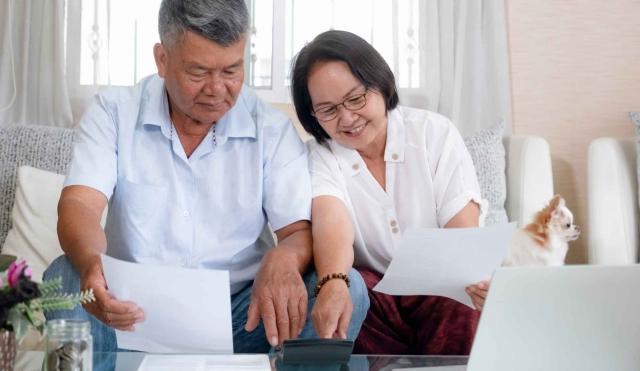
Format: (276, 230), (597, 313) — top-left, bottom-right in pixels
(43, 255), (369, 353)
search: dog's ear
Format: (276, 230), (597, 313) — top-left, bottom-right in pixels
(549, 195), (566, 219)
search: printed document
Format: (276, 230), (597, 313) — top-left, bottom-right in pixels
(373, 223), (516, 308)
(101, 254), (233, 353)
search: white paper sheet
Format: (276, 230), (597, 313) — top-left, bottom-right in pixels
(373, 223), (516, 308)
(136, 354), (271, 371)
(101, 254), (233, 353)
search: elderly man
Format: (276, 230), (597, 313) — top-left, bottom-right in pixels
(44, 0), (368, 353)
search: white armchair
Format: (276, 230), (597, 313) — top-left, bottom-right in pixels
(503, 135), (554, 227)
(588, 138), (639, 264)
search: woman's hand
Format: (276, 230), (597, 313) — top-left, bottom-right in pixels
(465, 280), (490, 312)
(312, 278), (353, 339)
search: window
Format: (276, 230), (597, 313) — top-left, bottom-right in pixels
(76, 0), (162, 86)
(284, 0), (420, 88)
(67, 0), (421, 102)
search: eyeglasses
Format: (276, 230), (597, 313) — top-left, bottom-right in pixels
(312, 90), (368, 122)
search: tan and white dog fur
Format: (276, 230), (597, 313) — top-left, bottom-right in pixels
(504, 195), (580, 266)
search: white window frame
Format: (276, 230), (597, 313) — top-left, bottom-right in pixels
(251, 0), (289, 103)
(66, 0), (101, 109)
(64, 0), (423, 106)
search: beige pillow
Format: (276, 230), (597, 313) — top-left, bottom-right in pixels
(2, 166), (66, 282)
(2, 166), (108, 281)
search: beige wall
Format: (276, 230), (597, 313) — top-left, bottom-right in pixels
(507, 0), (640, 263)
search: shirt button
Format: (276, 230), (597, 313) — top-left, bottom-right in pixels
(391, 153), (399, 160)
(392, 227), (399, 234)
(183, 210), (190, 217)
(390, 220), (397, 227)
(352, 164), (360, 171)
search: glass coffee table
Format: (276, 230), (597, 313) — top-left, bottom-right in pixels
(18, 351), (468, 370)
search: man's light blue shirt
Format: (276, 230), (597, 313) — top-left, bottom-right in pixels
(65, 75), (311, 293)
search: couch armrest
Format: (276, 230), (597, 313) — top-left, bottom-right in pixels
(503, 135), (554, 227)
(588, 138), (638, 264)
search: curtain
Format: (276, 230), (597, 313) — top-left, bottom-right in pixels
(397, 0), (512, 136)
(0, 0), (73, 127)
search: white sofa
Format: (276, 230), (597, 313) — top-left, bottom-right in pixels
(588, 138), (639, 264)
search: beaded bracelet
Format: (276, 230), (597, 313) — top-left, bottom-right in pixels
(314, 272), (351, 297)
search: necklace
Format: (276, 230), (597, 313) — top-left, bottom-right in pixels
(169, 123), (217, 146)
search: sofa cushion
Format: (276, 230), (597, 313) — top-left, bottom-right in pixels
(2, 166), (66, 282)
(463, 122), (508, 225)
(2, 166), (109, 282)
(0, 125), (74, 247)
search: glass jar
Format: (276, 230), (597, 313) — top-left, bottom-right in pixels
(44, 319), (93, 371)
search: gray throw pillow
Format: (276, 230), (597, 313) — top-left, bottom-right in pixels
(463, 122), (508, 226)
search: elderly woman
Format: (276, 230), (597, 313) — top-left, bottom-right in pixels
(291, 30), (489, 355)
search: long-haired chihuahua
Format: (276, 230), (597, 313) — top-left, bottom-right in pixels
(504, 195), (580, 266)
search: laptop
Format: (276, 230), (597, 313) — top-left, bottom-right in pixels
(467, 265), (640, 371)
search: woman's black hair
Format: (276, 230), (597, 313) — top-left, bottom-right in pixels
(291, 30), (399, 143)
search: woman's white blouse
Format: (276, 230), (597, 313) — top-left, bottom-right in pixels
(308, 106), (487, 274)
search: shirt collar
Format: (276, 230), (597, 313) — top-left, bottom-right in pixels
(139, 75), (172, 139)
(383, 108), (405, 163)
(214, 86), (257, 146)
(139, 76), (257, 144)
(329, 140), (364, 177)
(328, 108), (406, 177)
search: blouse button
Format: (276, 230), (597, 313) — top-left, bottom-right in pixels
(391, 153), (399, 160)
(390, 220), (397, 227)
(352, 164), (360, 171)
(392, 227), (399, 234)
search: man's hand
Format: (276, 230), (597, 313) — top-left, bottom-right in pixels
(312, 278), (352, 339)
(80, 257), (145, 331)
(466, 280), (490, 312)
(244, 249), (308, 346)
(58, 185), (144, 330)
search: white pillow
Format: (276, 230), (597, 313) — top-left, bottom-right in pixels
(3, 166), (109, 352)
(2, 166), (108, 283)
(2, 166), (66, 282)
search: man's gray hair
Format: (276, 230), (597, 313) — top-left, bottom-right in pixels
(158, 0), (249, 47)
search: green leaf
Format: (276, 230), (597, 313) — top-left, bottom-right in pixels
(39, 289), (95, 311)
(38, 277), (63, 294)
(0, 254), (17, 271)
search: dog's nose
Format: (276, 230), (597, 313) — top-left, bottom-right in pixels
(574, 225), (580, 233)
